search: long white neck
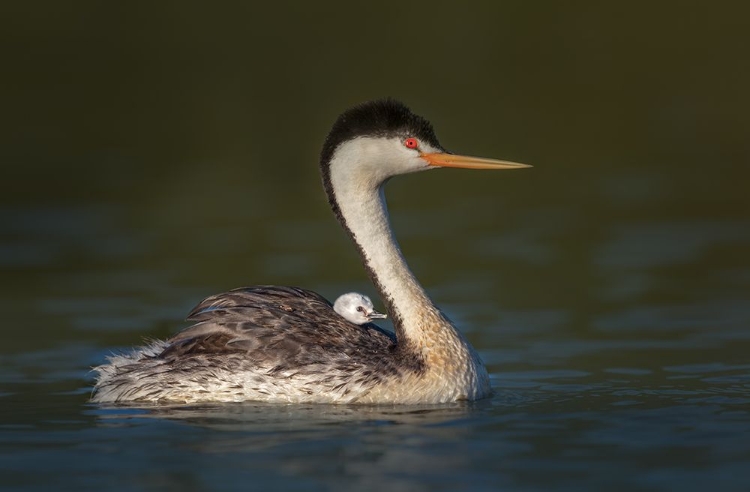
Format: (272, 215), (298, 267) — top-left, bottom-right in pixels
(325, 139), (457, 350)
(340, 186), (437, 340)
(322, 137), (492, 401)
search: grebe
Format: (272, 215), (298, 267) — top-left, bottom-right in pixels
(333, 292), (387, 325)
(92, 99), (529, 404)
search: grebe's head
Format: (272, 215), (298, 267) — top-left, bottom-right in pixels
(320, 98), (530, 189)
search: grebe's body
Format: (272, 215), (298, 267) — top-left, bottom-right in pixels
(333, 292), (386, 325)
(92, 99), (528, 404)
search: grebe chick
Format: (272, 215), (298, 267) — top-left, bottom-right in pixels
(333, 292), (387, 325)
(91, 99), (529, 405)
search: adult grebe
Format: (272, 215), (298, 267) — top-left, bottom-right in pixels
(333, 292), (387, 325)
(92, 99), (529, 404)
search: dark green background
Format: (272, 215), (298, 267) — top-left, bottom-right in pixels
(1, 3), (749, 491)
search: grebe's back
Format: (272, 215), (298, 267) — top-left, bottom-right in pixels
(93, 286), (401, 403)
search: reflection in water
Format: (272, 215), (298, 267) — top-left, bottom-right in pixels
(92, 401), (477, 434)
(86, 401), (485, 491)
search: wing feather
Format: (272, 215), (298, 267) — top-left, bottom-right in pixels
(155, 286), (396, 368)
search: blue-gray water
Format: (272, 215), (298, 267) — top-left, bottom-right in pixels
(2, 3), (750, 491)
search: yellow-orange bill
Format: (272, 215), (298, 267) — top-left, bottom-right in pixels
(421, 152), (531, 170)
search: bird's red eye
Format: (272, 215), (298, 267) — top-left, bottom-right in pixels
(404, 137), (419, 149)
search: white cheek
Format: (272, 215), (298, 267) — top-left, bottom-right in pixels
(329, 137), (432, 185)
(378, 144), (428, 176)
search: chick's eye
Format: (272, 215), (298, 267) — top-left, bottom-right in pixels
(356, 306), (365, 313)
(404, 137), (419, 149)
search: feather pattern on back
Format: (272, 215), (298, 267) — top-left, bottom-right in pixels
(91, 286), (414, 404)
